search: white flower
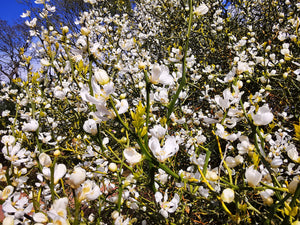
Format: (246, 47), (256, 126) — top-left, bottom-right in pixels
(116, 99), (129, 114)
(245, 165), (262, 187)
(237, 61), (251, 74)
(48, 197), (68, 220)
(149, 125), (167, 139)
(34, 0), (45, 4)
(2, 216), (14, 225)
(2, 193), (33, 219)
(40, 58), (51, 66)
(53, 86), (67, 99)
(20, 10), (30, 18)
(149, 64), (174, 86)
(108, 163), (118, 172)
(84, 0), (97, 4)
(214, 88), (232, 109)
(83, 119), (98, 135)
(194, 4), (209, 16)
(0, 185), (14, 200)
(237, 136), (254, 155)
(61, 26), (69, 34)
(288, 177), (299, 194)
(33, 212), (48, 223)
(43, 163), (67, 184)
(149, 136), (179, 162)
(206, 170), (219, 181)
(25, 18), (37, 27)
(68, 167), (86, 189)
(76, 180), (101, 201)
(1, 135), (15, 146)
(215, 123), (240, 141)
(155, 191), (180, 218)
(39, 153), (52, 167)
(94, 69), (109, 85)
(22, 119), (39, 132)
(225, 156), (237, 168)
(287, 144), (300, 163)
(2, 109), (10, 117)
(2, 143), (29, 166)
(124, 147), (142, 165)
(221, 188), (235, 203)
(252, 105), (274, 126)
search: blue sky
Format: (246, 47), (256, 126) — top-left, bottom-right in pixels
(0, 0), (28, 24)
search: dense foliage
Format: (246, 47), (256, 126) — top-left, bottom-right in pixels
(0, 0), (299, 224)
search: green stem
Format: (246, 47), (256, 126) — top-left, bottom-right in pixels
(49, 157), (57, 201)
(117, 154), (125, 212)
(202, 149), (211, 177)
(167, 0), (193, 124)
(73, 190), (81, 225)
(144, 70), (151, 145)
(109, 96), (132, 133)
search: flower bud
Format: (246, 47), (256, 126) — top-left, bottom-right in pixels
(288, 178), (299, 194)
(54, 150), (61, 156)
(61, 26), (69, 35)
(221, 188), (235, 203)
(94, 69), (109, 85)
(81, 27), (90, 36)
(3, 216), (14, 225)
(39, 153), (52, 167)
(108, 163), (118, 172)
(138, 61), (146, 70)
(245, 165), (262, 187)
(194, 4), (209, 16)
(69, 167), (86, 189)
(0, 185), (14, 200)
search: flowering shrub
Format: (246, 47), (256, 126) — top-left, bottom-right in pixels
(0, 0), (299, 224)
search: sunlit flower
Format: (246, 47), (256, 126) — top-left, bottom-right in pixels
(288, 177), (299, 194)
(124, 147), (142, 165)
(20, 10), (30, 18)
(245, 165), (262, 187)
(260, 189), (274, 205)
(2, 143), (30, 166)
(2, 192), (33, 219)
(287, 144), (300, 163)
(84, 0), (97, 4)
(43, 163), (67, 184)
(155, 190), (180, 218)
(41, 58), (51, 67)
(237, 136), (254, 154)
(149, 136), (179, 162)
(94, 68), (110, 85)
(48, 197), (68, 221)
(76, 180), (101, 202)
(33, 212), (48, 223)
(2, 216), (14, 225)
(194, 4), (209, 16)
(1, 135), (15, 146)
(108, 163), (118, 172)
(149, 125), (167, 139)
(251, 105), (274, 126)
(0, 185), (14, 200)
(22, 119), (39, 132)
(149, 64), (174, 86)
(39, 153), (52, 167)
(68, 167), (86, 189)
(83, 119), (98, 135)
(25, 18), (37, 27)
(115, 99), (129, 114)
(34, 0), (45, 4)
(221, 188), (235, 203)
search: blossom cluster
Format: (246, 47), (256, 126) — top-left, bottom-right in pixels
(0, 0), (299, 224)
